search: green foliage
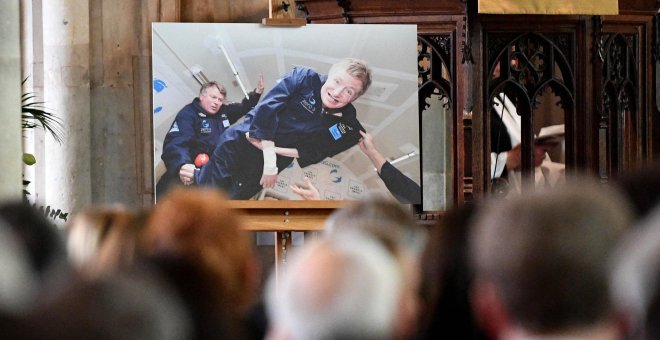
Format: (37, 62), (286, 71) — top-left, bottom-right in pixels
(21, 77), (69, 221)
(21, 83), (64, 145)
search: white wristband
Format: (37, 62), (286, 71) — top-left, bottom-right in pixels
(263, 144), (278, 175)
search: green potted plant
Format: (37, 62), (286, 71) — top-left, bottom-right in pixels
(21, 79), (68, 222)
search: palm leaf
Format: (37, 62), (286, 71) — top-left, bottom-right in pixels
(21, 91), (64, 145)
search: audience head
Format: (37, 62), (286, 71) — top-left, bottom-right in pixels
(0, 219), (39, 314)
(417, 203), (488, 340)
(610, 205), (660, 339)
(324, 194), (426, 338)
(143, 187), (259, 316)
(0, 200), (68, 282)
(325, 194), (426, 258)
(24, 268), (191, 340)
(266, 232), (403, 340)
(613, 160), (660, 221)
(470, 179), (631, 338)
(66, 204), (147, 278)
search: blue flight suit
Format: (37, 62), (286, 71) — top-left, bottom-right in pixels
(196, 67), (365, 199)
(156, 91), (261, 197)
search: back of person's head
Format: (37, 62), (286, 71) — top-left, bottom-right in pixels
(470, 178), (631, 336)
(325, 194), (426, 257)
(23, 268), (191, 340)
(613, 160), (660, 221)
(610, 205), (660, 339)
(266, 233), (403, 340)
(417, 203), (489, 340)
(66, 204), (147, 278)
(329, 58), (372, 96)
(147, 253), (249, 340)
(144, 187), (258, 315)
(0, 200), (68, 282)
(0, 219), (39, 314)
(325, 195), (425, 338)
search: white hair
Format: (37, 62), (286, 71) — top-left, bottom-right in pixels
(266, 232), (403, 340)
(610, 206), (660, 334)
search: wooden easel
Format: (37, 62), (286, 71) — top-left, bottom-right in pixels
(231, 200), (343, 283)
(262, 0), (307, 26)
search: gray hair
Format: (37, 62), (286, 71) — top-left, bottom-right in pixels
(470, 178), (631, 332)
(266, 232), (403, 340)
(199, 81), (226, 97)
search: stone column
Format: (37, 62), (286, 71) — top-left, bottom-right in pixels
(0, 2), (23, 201)
(41, 0), (91, 216)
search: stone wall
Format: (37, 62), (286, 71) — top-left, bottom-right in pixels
(20, 0), (268, 217)
(0, 2), (23, 201)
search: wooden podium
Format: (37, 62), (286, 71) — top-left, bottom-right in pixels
(230, 200), (345, 275)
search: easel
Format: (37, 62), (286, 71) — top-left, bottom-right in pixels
(262, 0), (307, 26)
(232, 200), (343, 282)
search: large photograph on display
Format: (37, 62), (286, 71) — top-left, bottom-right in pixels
(152, 23), (420, 203)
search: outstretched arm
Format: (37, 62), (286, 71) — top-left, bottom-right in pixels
(358, 131), (421, 204)
(358, 130), (387, 173)
(245, 132), (299, 158)
(224, 73), (266, 123)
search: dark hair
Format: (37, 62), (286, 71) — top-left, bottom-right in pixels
(416, 203), (488, 340)
(0, 200), (67, 279)
(471, 180), (631, 332)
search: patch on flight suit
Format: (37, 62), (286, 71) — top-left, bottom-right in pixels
(328, 122), (353, 140)
(200, 119), (212, 134)
(169, 122), (179, 133)
(299, 96), (316, 114)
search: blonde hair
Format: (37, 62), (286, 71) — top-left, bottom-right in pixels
(66, 204), (146, 278)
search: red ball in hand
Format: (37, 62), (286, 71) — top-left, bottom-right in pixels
(194, 153), (209, 167)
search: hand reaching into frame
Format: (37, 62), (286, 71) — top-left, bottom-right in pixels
(290, 177), (320, 200)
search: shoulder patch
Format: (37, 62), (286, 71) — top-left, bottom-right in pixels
(169, 121), (179, 133)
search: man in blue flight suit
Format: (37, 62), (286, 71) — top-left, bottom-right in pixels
(156, 77), (264, 197)
(196, 58), (372, 199)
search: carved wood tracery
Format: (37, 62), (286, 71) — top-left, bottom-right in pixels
(293, 0), (657, 211)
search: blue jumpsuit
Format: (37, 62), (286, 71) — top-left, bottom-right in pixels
(156, 92), (261, 196)
(196, 67), (365, 199)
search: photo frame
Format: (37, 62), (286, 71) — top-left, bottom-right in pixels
(152, 23), (420, 206)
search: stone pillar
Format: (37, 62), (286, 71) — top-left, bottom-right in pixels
(0, 2), (23, 201)
(41, 0), (91, 215)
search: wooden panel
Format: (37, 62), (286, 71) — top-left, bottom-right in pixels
(618, 0), (657, 14)
(229, 200), (346, 231)
(159, 0), (181, 21)
(347, 0), (466, 19)
(179, 0), (268, 22)
(180, 0), (213, 22)
(294, 0), (346, 23)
